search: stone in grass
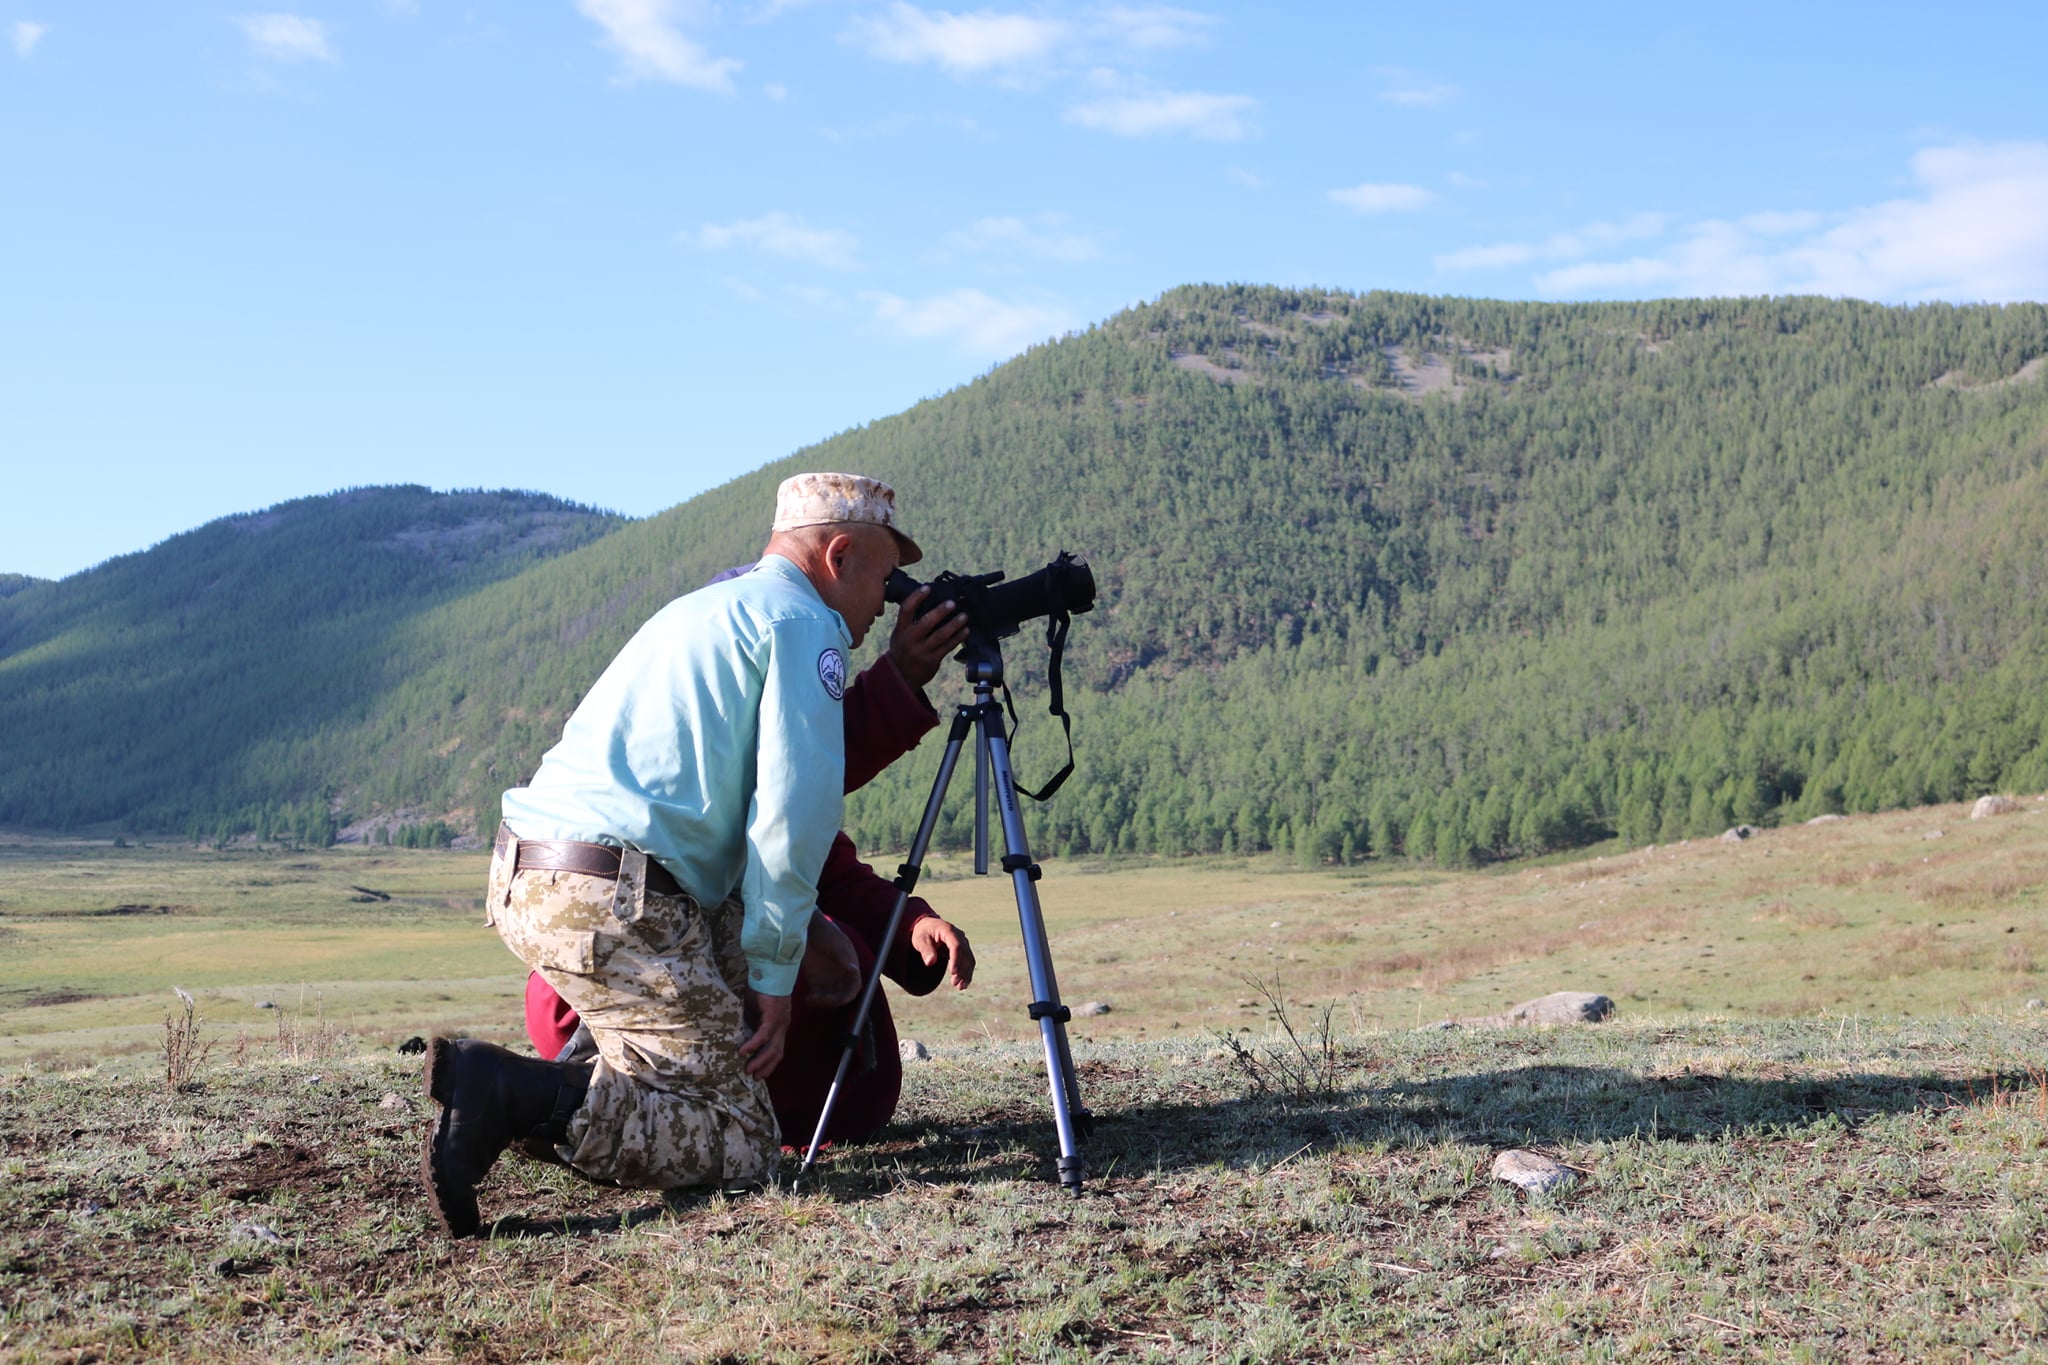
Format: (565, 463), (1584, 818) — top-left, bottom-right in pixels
(1720, 825), (1756, 843)
(899, 1038), (931, 1062)
(1805, 813), (1846, 825)
(2026, 999), (2045, 1012)
(1972, 795), (2025, 820)
(1492, 992), (1613, 1027)
(1491, 1149), (1576, 1195)
(1073, 1001), (1111, 1017)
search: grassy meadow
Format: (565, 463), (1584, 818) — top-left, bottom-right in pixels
(3, 795), (2046, 1064)
(2, 800), (2047, 1360)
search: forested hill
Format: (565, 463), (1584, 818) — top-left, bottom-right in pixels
(4, 288), (2048, 865)
(0, 487), (624, 838)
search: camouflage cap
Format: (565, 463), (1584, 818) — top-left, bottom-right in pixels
(770, 472), (922, 565)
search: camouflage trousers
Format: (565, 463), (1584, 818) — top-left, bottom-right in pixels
(486, 840), (780, 1189)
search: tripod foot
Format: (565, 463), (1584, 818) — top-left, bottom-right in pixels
(1057, 1154), (1086, 1195)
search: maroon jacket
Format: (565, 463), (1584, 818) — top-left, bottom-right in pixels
(523, 652), (945, 1143)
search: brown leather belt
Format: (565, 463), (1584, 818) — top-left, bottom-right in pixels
(495, 825), (683, 897)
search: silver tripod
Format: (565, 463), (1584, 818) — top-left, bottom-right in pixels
(796, 649), (1091, 1194)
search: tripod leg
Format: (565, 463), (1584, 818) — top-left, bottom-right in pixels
(977, 708), (1090, 1195)
(795, 707), (976, 1182)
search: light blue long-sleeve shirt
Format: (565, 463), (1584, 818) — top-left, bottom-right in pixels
(500, 554), (849, 995)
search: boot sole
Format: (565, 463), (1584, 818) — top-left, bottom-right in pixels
(421, 1037), (482, 1239)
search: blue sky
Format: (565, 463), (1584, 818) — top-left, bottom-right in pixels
(5, 1), (2046, 581)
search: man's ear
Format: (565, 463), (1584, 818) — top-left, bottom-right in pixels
(822, 530), (856, 578)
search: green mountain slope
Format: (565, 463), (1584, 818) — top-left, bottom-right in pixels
(5, 288), (2047, 863)
(0, 487), (624, 835)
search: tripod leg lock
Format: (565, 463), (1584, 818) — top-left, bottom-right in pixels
(894, 864), (921, 892)
(1028, 1000), (1071, 1023)
(1000, 853), (1042, 881)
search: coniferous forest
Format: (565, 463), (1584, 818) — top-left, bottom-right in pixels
(3, 287), (2047, 864)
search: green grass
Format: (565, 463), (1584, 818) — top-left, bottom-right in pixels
(4, 805), (2048, 1358)
(2, 1017), (2046, 1361)
(4, 795), (2045, 1064)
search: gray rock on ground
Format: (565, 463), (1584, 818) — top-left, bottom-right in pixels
(1720, 825), (1756, 843)
(1972, 794), (2025, 819)
(1073, 1001), (1111, 1017)
(1805, 813), (1846, 825)
(1491, 1150), (1576, 1194)
(1479, 991), (1614, 1028)
(899, 1038), (930, 1062)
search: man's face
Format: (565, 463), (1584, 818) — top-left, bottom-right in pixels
(824, 524), (900, 648)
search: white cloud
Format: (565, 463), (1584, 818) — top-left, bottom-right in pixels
(1372, 67), (1458, 109)
(1433, 212), (1665, 272)
(763, 81), (788, 101)
(1096, 5), (1218, 50)
(850, 2), (1065, 76)
(1328, 182), (1436, 214)
(1434, 241), (1535, 271)
(1511, 143), (2048, 303)
(1065, 85), (1256, 140)
(1227, 166), (1264, 189)
(12, 20), (47, 57)
(577, 0), (740, 92)
(235, 14), (337, 64)
(692, 211), (860, 269)
(866, 288), (1076, 358)
(939, 214), (1102, 265)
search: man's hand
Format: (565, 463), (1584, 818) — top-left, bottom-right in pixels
(800, 912), (862, 1007)
(739, 991), (793, 1078)
(909, 916), (976, 990)
(887, 586), (970, 690)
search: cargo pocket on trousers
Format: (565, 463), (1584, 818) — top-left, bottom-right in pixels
(528, 927), (600, 979)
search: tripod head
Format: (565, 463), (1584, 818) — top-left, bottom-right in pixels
(958, 636), (1008, 686)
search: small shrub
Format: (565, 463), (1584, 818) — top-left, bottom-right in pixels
(1212, 974), (1343, 1103)
(162, 988), (212, 1093)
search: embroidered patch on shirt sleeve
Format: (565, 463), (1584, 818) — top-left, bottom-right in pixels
(817, 647), (847, 701)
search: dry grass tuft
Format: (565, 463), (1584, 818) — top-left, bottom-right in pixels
(161, 987), (211, 1093)
(1753, 900), (1848, 931)
(1819, 859), (1907, 888)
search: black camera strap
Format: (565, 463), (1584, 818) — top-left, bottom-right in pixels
(1006, 608), (1077, 802)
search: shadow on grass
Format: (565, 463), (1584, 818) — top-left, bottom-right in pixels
(811, 1062), (2047, 1195)
(477, 1059), (2047, 1229)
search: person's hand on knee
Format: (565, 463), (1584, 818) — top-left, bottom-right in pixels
(740, 992), (793, 1078)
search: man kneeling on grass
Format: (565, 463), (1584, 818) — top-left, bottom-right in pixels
(422, 473), (973, 1237)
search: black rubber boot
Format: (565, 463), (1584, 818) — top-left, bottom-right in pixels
(421, 1037), (593, 1238)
